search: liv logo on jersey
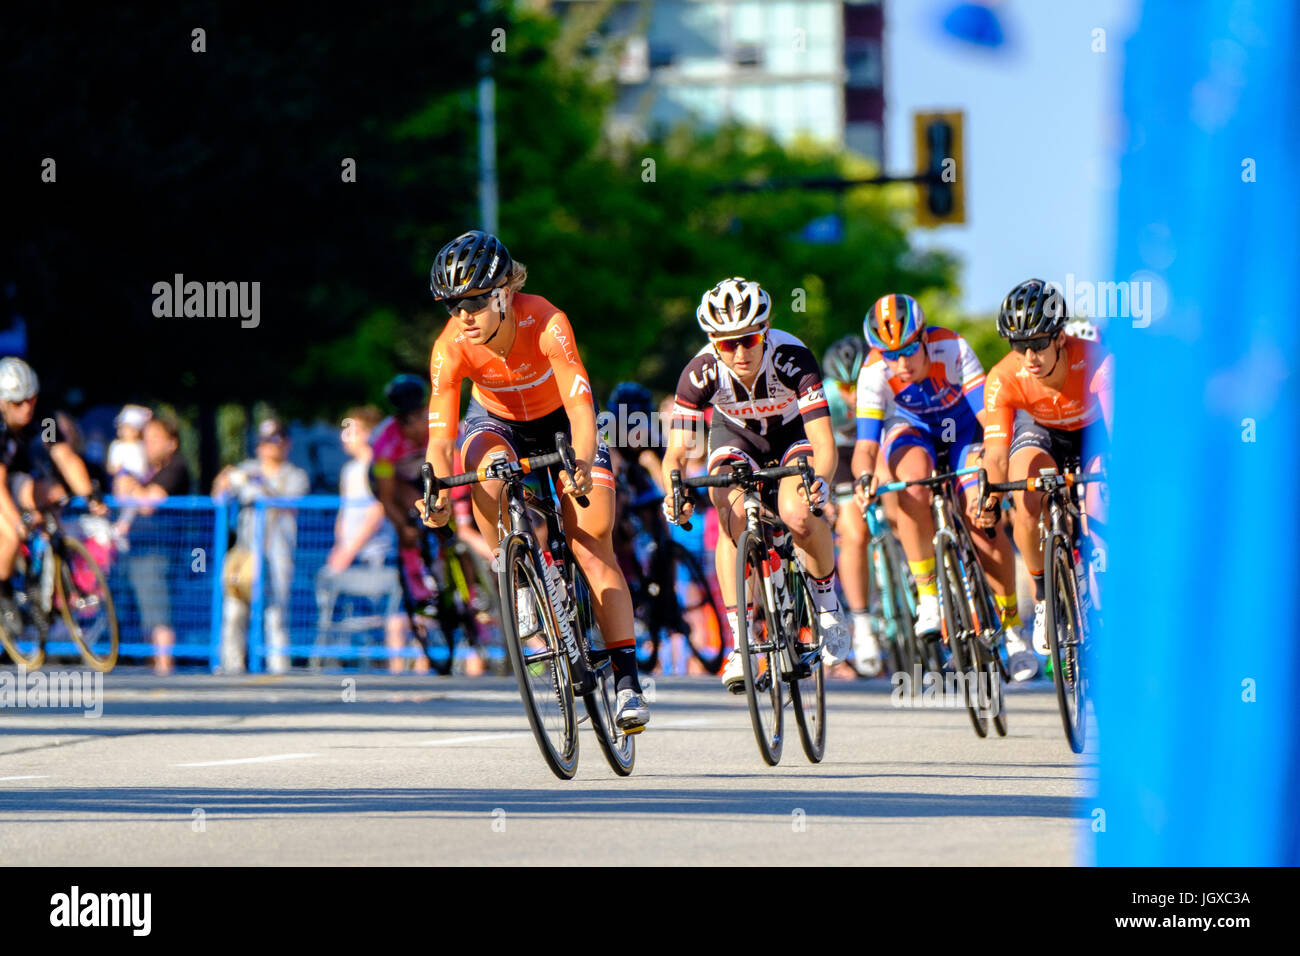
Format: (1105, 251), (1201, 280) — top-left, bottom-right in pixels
(689, 364), (718, 390)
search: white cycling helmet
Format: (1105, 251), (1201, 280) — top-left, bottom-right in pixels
(0, 357), (38, 402)
(696, 277), (771, 336)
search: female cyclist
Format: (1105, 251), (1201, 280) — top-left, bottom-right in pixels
(661, 277), (850, 692)
(416, 231), (649, 732)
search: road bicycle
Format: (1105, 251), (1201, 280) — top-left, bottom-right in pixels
(980, 466), (1105, 753)
(671, 457), (826, 766)
(0, 500), (119, 672)
(613, 472), (725, 675)
(873, 464), (1008, 738)
(425, 435), (634, 779)
(399, 512), (504, 675)
(832, 480), (931, 681)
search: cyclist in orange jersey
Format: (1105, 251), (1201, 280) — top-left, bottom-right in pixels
(416, 231), (648, 732)
(973, 279), (1113, 657)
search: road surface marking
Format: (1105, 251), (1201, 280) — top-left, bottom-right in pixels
(173, 753), (318, 767)
(418, 733), (531, 747)
(0, 775), (50, 781)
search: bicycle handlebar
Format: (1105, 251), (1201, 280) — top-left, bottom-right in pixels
(978, 467), (1107, 500)
(870, 464), (982, 497)
(420, 433), (592, 521)
(669, 457), (822, 531)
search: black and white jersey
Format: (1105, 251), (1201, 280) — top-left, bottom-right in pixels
(670, 329), (829, 437)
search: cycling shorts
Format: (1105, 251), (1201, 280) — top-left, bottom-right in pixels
(1008, 411), (1108, 470)
(881, 414), (982, 494)
(706, 415), (813, 474)
(460, 398), (614, 494)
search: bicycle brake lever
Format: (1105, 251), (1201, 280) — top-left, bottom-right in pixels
(797, 456), (823, 518)
(555, 432), (589, 508)
(421, 462), (436, 523)
(671, 469), (692, 531)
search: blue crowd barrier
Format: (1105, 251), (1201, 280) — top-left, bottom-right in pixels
(56, 494), (723, 674)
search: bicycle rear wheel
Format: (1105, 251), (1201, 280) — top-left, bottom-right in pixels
(499, 534), (580, 779)
(788, 573), (826, 763)
(572, 564), (634, 776)
(936, 537), (987, 738)
(668, 541), (725, 674)
(1045, 533), (1087, 753)
(54, 536), (119, 672)
(736, 530), (783, 766)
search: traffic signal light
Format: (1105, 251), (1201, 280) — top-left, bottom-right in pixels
(913, 110), (966, 227)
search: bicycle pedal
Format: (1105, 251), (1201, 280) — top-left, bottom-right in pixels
(726, 680), (746, 695)
(618, 722), (646, 736)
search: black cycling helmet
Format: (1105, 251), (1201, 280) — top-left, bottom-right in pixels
(822, 335), (868, 384)
(429, 230), (514, 300)
(997, 279), (1068, 340)
(384, 373), (429, 414)
(607, 382), (653, 419)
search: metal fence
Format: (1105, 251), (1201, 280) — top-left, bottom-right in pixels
(68, 495), (717, 673)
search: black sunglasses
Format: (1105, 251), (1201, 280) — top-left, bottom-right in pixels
(1010, 333), (1057, 354)
(443, 289), (501, 316)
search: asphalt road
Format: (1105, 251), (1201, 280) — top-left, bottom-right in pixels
(0, 670), (1095, 865)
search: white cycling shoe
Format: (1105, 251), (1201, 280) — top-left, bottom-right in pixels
(1003, 624), (1039, 682)
(721, 649), (746, 693)
(819, 608), (851, 666)
(1031, 600), (1049, 655)
(852, 616), (883, 676)
(914, 593), (941, 638)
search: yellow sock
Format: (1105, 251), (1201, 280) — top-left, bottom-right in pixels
(909, 557), (938, 598)
(994, 593), (1021, 628)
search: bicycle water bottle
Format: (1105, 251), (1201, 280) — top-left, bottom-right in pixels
(541, 550), (587, 687)
(28, 534), (45, 580)
(541, 551), (575, 631)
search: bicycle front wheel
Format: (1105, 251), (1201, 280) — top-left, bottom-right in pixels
(54, 537), (119, 672)
(1045, 533), (1087, 753)
(735, 530), (783, 766)
(936, 537), (987, 738)
(572, 564), (634, 776)
(883, 534), (922, 683)
(788, 573), (826, 763)
(499, 534), (580, 779)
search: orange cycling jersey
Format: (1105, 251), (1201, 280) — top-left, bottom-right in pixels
(983, 336), (1114, 449)
(427, 293), (595, 429)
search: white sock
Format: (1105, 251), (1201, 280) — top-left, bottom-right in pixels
(810, 572), (838, 614)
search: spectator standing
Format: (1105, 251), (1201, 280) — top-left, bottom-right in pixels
(116, 414), (191, 675)
(314, 407), (407, 668)
(213, 418), (309, 673)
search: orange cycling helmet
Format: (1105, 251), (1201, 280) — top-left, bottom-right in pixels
(865, 293), (925, 351)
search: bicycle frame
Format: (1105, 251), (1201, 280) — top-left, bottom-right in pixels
(674, 458), (824, 679)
